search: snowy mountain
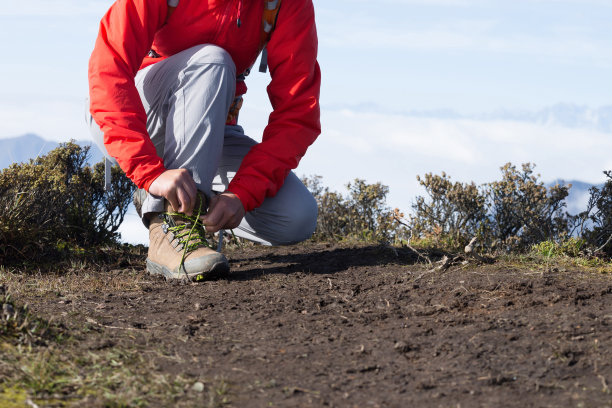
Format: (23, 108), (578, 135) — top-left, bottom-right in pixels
(549, 179), (601, 215)
(0, 134), (103, 170)
(482, 104), (612, 133)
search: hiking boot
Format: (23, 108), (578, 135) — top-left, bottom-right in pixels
(146, 193), (229, 281)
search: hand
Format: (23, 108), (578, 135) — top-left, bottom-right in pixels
(148, 169), (197, 215)
(201, 192), (245, 233)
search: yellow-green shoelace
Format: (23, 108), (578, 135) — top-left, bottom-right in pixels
(161, 197), (209, 279)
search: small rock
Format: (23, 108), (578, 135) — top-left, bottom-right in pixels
(191, 382), (205, 393)
(394, 341), (411, 353)
(2, 303), (15, 318)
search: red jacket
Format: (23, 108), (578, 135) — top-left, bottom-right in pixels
(88, 0), (321, 212)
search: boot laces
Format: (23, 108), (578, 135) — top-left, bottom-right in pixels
(160, 196), (210, 277)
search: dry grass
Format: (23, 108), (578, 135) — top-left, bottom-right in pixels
(0, 244), (240, 407)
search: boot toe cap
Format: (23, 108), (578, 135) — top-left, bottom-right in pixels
(180, 253), (229, 281)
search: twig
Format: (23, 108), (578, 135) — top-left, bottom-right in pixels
(86, 317), (146, 331)
(26, 399), (40, 408)
(464, 236), (495, 264)
(596, 233), (612, 253)
(393, 222), (432, 266)
(599, 375), (609, 393)
(464, 236), (478, 254)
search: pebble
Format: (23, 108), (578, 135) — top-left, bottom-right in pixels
(2, 303), (15, 318)
(191, 382), (205, 393)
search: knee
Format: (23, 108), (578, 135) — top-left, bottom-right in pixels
(187, 44), (236, 73)
(273, 192), (318, 245)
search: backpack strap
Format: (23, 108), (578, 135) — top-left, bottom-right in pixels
(258, 0), (282, 73)
(227, 0), (282, 124)
(148, 0), (179, 58)
(166, 0), (179, 21)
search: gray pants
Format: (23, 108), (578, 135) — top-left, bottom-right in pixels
(87, 44), (317, 246)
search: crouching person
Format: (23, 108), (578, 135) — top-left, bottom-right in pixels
(86, 0), (321, 281)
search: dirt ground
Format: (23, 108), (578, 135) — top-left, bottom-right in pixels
(5, 243), (612, 407)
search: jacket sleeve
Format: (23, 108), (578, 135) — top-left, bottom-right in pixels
(227, 0), (322, 212)
(88, 0), (168, 190)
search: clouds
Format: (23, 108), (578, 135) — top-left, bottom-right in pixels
(316, 0), (612, 69)
(311, 1), (612, 114)
(318, 109), (611, 174)
(0, 100), (88, 143)
(319, 17), (610, 66)
(0, 0), (110, 16)
(234, 97), (612, 213)
(288, 107), (612, 211)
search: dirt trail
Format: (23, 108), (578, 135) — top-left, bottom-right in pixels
(19, 244), (612, 407)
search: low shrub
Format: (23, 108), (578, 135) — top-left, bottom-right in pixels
(531, 237), (587, 258)
(0, 142), (134, 264)
(575, 171), (612, 256)
(410, 172), (487, 251)
(302, 175), (407, 243)
(410, 163), (575, 253)
(487, 163), (571, 251)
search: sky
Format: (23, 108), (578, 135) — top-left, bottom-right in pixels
(1, 0), (611, 243)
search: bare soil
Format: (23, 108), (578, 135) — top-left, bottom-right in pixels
(9, 243), (612, 407)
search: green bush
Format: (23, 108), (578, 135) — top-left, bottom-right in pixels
(302, 176), (406, 243)
(531, 237), (586, 258)
(487, 163), (571, 250)
(410, 172), (487, 251)
(0, 142), (134, 264)
(411, 163), (571, 253)
(303, 166), (611, 257)
(575, 170), (612, 256)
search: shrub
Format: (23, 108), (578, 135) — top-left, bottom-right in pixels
(302, 175), (348, 241)
(410, 163), (571, 253)
(577, 170), (612, 256)
(486, 163), (571, 251)
(302, 175), (405, 243)
(531, 237), (586, 258)
(345, 179), (398, 241)
(303, 166), (611, 257)
(0, 142), (134, 264)
(410, 172), (487, 250)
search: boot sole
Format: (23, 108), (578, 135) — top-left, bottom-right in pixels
(146, 258), (230, 282)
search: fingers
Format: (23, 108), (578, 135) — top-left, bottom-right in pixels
(202, 197), (231, 233)
(176, 187), (191, 214)
(201, 193), (245, 233)
(176, 178), (198, 215)
(148, 168), (199, 214)
(175, 170), (197, 214)
(202, 196), (222, 229)
(148, 171), (245, 226)
(166, 190), (180, 213)
(181, 175), (198, 214)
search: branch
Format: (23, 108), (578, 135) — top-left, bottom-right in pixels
(596, 232), (612, 253)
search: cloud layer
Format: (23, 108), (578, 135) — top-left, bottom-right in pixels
(238, 103), (612, 213)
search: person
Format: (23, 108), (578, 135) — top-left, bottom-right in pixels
(87, 0), (321, 281)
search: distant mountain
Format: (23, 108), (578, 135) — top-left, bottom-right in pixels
(0, 134), (103, 170)
(549, 179), (602, 215)
(483, 104), (612, 133)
